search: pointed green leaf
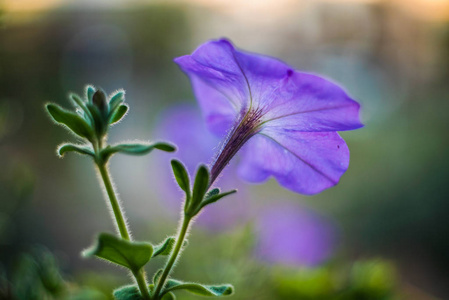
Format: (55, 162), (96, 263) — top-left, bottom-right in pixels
(109, 104), (128, 125)
(153, 269), (163, 285)
(171, 160), (190, 199)
(190, 165), (210, 213)
(152, 237), (187, 259)
(83, 233), (153, 272)
(57, 143), (94, 157)
(46, 103), (93, 140)
(152, 237), (176, 257)
(69, 93), (86, 109)
(86, 86), (95, 103)
(199, 190), (237, 212)
(163, 280), (234, 297)
(109, 90), (125, 111)
(113, 285), (142, 300)
(69, 93), (94, 124)
(86, 103), (106, 136)
(101, 142), (176, 161)
(205, 188), (220, 199)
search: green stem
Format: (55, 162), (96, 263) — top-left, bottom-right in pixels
(96, 161), (151, 300)
(153, 215), (191, 299)
(134, 269), (150, 298)
(97, 162), (131, 240)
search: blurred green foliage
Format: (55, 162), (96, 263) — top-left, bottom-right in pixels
(0, 246), (107, 300)
(272, 260), (398, 300)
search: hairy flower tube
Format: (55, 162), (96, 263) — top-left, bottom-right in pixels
(175, 39), (363, 195)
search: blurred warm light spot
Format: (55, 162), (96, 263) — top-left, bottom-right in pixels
(3, 0), (449, 22)
(178, 0), (449, 23)
(172, 0), (304, 25)
(395, 0), (449, 22)
(4, 0), (62, 12)
(322, 0), (449, 21)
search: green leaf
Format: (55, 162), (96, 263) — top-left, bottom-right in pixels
(153, 269), (163, 285)
(109, 90), (125, 111)
(189, 165), (210, 213)
(152, 237), (176, 257)
(57, 143), (94, 157)
(163, 280), (234, 297)
(87, 103), (106, 136)
(109, 104), (128, 125)
(152, 237), (187, 259)
(46, 103), (94, 140)
(171, 160), (191, 199)
(113, 285), (142, 300)
(205, 188), (220, 199)
(69, 93), (86, 109)
(162, 292), (176, 300)
(83, 233), (153, 272)
(86, 86), (95, 103)
(199, 190), (237, 212)
(69, 93), (94, 124)
(113, 285), (175, 300)
(101, 142), (176, 161)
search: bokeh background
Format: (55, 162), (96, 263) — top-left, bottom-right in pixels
(1, 0), (449, 299)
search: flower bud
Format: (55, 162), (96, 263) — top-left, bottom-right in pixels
(92, 89), (108, 117)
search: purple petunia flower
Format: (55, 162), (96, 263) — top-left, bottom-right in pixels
(254, 202), (338, 267)
(175, 39), (363, 195)
(153, 105), (250, 231)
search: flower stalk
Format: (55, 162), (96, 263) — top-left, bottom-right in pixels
(152, 215), (192, 299)
(96, 161), (131, 241)
(153, 161), (235, 299)
(95, 151), (151, 300)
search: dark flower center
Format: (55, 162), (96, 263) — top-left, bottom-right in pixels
(210, 108), (264, 185)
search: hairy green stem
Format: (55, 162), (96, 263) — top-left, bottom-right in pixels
(96, 161), (151, 300)
(97, 162), (131, 240)
(153, 215), (191, 299)
(134, 269), (151, 299)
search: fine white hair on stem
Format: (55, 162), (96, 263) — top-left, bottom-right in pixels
(167, 206), (194, 271)
(95, 163), (133, 240)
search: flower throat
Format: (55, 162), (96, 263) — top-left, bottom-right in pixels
(210, 108), (264, 185)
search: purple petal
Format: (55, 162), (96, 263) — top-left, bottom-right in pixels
(237, 129), (350, 195)
(189, 76), (237, 136)
(175, 40), (249, 134)
(176, 39), (362, 135)
(261, 71), (363, 132)
(254, 202), (338, 266)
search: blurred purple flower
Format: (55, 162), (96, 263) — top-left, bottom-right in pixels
(175, 39), (363, 195)
(153, 104), (249, 231)
(254, 202), (338, 267)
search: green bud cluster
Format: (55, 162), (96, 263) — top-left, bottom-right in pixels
(46, 86), (128, 144)
(45, 86), (175, 164)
